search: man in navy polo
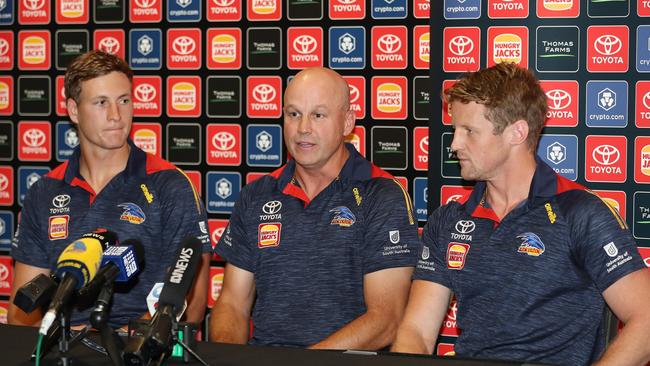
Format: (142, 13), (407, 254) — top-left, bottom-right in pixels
(9, 50), (212, 328)
(209, 67), (419, 349)
(392, 63), (650, 365)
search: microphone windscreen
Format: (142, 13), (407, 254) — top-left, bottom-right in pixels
(100, 239), (144, 282)
(158, 237), (203, 316)
(54, 237), (104, 289)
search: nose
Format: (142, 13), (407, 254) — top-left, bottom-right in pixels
(107, 101), (121, 121)
(297, 115), (312, 134)
(450, 129), (462, 152)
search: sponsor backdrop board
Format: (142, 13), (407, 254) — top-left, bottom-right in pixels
(430, 0), (650, 353)
(0, 0), (429, 334)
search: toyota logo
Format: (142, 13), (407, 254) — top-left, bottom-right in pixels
(98, 37), (120, 55)
(135, 0), (157, 7)
(213, 0), (235, 5)
(135, 83), (157, 102)
(253, 84), (276, 103)
(262, 200), (282, 214)
(0, 174), (8, 191)
(212, 227), (225, 243)
(52, 194), (71, 208)
(23, 128), (46, 147)
(173, 36), (196, 55)
(349, 85), (359, 103)
(455, 220), (475, 234)
(419, 136), (429, 154)
(293, 35), (317, 54)
(449, 36), (473, 56)
(337, 0), (356, 4)
(446, 299), (458, 321)
(593, 145), (620, 165)
(378, 34), (401, 54)
(643, 92), (650, 110)
(212, 132), (236, 151)
(546, 89), (571, 110)
(594, 35), (622, 56)
(23, 0), (45, 10)
(0, 39), (8, 56)
(0, 263), (8, 281)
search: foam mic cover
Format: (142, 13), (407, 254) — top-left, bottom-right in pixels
(82, 228), (119, 249)
(54, 237), (105, 290)
(100, 239), (145, 282)
(40, 236), (105, 335)
(157, 236), (203, 318)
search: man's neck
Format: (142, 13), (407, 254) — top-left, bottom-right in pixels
(78, 143), (131, 195)
(484, 153), (537, 220)
(293, 146), (349, 200)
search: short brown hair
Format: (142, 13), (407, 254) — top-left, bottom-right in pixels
(64, 50), (133, 103)
(444, 63), (547, 150)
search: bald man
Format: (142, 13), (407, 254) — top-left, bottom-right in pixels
(209, 68), (419, 349)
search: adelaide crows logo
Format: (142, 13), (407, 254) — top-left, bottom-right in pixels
(330, 206), (356, 227)
(118, 202), (146, 224)
(516, 232), (545, 256)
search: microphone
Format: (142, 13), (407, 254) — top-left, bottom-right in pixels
(123, 237), (203, 365)
(38, 236), (105, 335)
(13, 273), (58, 314)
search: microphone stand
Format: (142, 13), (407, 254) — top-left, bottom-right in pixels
(152, 316), (209, 366)
(57, 305), (87, 366)
(90, 279), (124, 366)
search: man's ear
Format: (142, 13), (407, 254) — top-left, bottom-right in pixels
(66, 98), (79, 125)
(508, 119), (529, 147)
(343, 109), (355, 136)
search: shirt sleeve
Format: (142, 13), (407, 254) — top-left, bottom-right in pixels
(214, 184), (256, 273)
(565, 191), (646, 293)
(158, 169), (211, 265)
(413, 205), (453, 289)
(11, 179), (52, 269)
(361, 178), (420, 274)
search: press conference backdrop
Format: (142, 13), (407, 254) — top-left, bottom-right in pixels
(428, 0), (650, 353)
(0, 0), (432, 344)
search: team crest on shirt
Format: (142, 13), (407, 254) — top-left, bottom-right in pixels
(329, 206), (356, 227)
(258, 223), (281, 248)
(516, 232), (545, 256)
(118, 202), (146, 224)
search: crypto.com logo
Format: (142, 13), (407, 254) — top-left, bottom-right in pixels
(449, 36), (473, 56)
(134, 84), (156, 103)
(378, 34), (401, 54)
(212, 132), (236, 151)
(293, 35), (317, 54)
(593, 145), (620, 165)
(173, 36), (196, 55)
(594, 35), (622, 56)
(546, 89), (571, 110)
(23, 128), (46, 147)
(252, 84), (276, 103)
(23, 0), (45, 10)
(98, 37), (120, 55)
(135, 0), (157, 7)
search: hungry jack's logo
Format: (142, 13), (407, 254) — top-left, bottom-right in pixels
(487, 26), (528, 68)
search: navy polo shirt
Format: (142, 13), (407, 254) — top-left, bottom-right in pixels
(415, 157), (646, 366)
(216, 144), (420, 347)
(12, 140), (211, 327)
